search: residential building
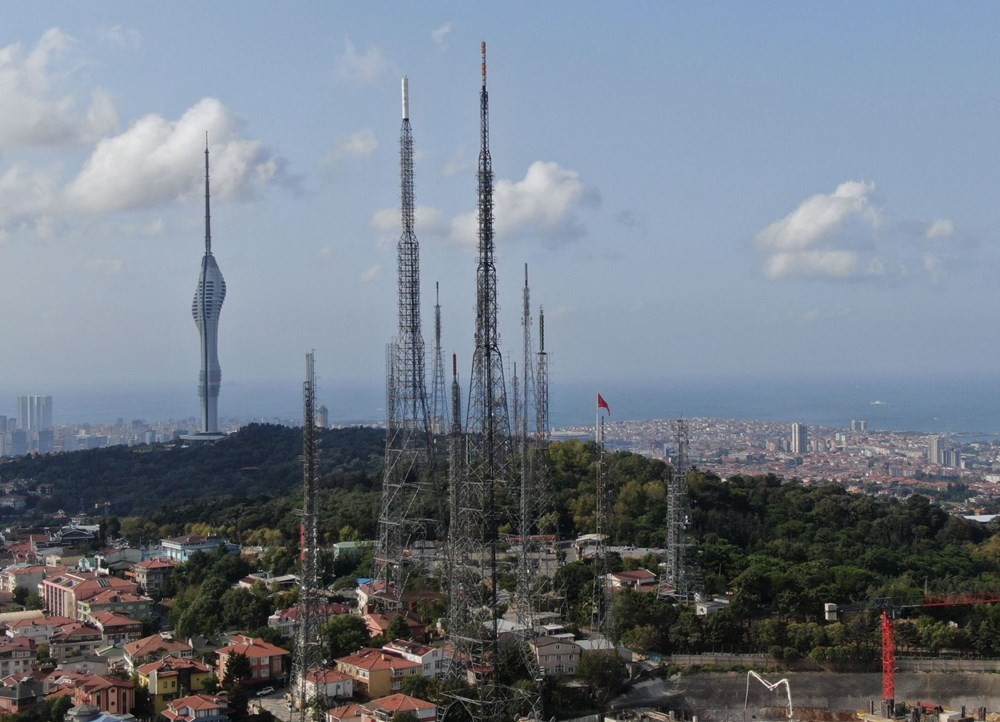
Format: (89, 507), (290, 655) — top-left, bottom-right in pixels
(335, 648), (421, 699)
(126, 559), (177, 597)
(123, 633), (193, 674)
(327, 703), (364, 722)
(89, 611), (143, 646)
(39, 572), (140, 621)
(606, 568), (659, 593)
(137, 657), (214, 714)
(791, 423), (808, 455)
(49, 622), (103, 661)
(69, 674), (135, 716)
(0, 638), (33, 678)
(162, 694), (229, 722)
(0, 678), (46, 714)
(267, 602), (351, 639)
(361, 693), (435, 722)
(78, 588), (153, 622)
(362, 612), (427, 643)
(528, 636), (580, 676)
(5, 614), (73, 644)
(381, 640), (450, 679)
(159, 536), (227, 563)
(302, 667), (353, 703)
(214, 636), (288, 687)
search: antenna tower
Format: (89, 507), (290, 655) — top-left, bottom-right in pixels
(512, 266), (544, 671)
(375, 76), (433, 610)
(430, 282), (449, 436)
(591, 412), (611, 638)
(659, 417), (700, 600)
(446, 43), (538, 722)
(291, 352), (323, 718)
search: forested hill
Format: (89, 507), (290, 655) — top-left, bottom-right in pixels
(0, 423), (385, 517)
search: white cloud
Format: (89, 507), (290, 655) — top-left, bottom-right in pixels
(83, 258), (124, 275)
(442, 147), (469, 178)
(764, 250), (860, 280)
(316, 246), (334, 260)
(360, 264), (381, 283)
(97, 25), (142, 51)
(65, 97), (279, 213)
(0, 28), (119, 149)
(757, 181), (884, 280)
(926, 218), (955, 239)
(0, 164), (60, 228)
(371, 205), (447, 245)
(326, 128), (378, 166)
(335, 38), (389, 86)
(449, 161), (593, 247)
(432, 23), (453, 49)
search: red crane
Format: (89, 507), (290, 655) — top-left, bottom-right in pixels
(830, 593), (1000, 716)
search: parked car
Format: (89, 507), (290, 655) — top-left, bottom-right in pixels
(256, 687), (275, 697)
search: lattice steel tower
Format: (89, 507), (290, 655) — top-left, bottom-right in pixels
(591, 409), (611, 638)
(513, 266), (542, 644)
(292, 352), (323, 718)
(445, 43), (538, 722)
(376, 77), (432, 609)
(429, 282), (449, 436)
(659, 418), (700, 600)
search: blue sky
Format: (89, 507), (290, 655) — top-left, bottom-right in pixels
(1, 3), (999, 418)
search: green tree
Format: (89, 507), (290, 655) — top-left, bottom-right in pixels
(577, 650), (626, 710)
(322, 614), (370, 660)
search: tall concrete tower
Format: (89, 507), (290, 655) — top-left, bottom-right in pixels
(191, 142), (226, 435)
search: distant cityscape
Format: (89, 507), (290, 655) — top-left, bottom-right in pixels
(5, 393), (999, 504)
(559, 416), (1000, 499)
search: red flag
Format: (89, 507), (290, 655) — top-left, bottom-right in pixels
(597, 393), (611, 415)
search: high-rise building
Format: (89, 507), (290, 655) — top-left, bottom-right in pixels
(191, 142), (226, 435)
(928, 436), (941, 464)
(16, 396), (52, 431)
(315, 405), (329, 429)
(791, 422), (808, 455)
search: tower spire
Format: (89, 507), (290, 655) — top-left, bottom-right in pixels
(204, 133), (211, 255)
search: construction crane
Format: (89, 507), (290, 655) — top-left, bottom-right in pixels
(825, 592), (1000, 718)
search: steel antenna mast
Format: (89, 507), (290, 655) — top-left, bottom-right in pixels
(291, 352), (323, 720)
(375, 76), (433, 612)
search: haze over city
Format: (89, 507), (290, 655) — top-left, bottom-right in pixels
(1, 4), (999, 424)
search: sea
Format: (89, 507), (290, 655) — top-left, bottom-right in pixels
(3, 374), (1000, 439)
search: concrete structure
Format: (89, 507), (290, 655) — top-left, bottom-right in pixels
(191, 144), (226, 435)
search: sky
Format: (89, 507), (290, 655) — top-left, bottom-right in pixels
(1, 3), (1000, 422)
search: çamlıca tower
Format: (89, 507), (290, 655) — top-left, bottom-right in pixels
(191, 142), (226, 434)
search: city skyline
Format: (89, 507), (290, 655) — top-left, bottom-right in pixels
(0, 5), (999, 420)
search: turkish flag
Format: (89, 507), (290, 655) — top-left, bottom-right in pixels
(597, 393), (611, 415)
